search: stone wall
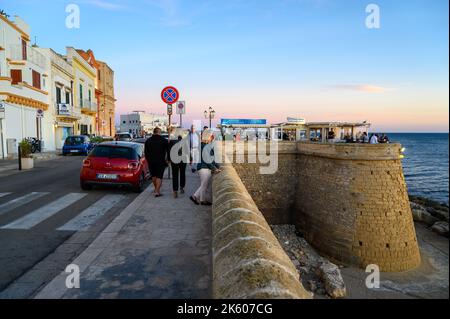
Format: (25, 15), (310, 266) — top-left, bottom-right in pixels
(211, 164), (311, 299)
(229, 142), (297, 224)
(217, 141), (421, 272)
(294, 143), (421, 272)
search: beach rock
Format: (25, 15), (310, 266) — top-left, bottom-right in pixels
(431, 222), (449, 237)
(308, 280), (318, 292)
(410, 202), (439, 226)
(317, 262), (346, 299)
(426, 207), (449, 222)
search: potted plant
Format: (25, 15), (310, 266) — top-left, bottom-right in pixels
(19, 139), (34, 170)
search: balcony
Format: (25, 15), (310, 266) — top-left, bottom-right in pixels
(9, 44), (46, 69)
(80, 99), (98, 116)
(56, 103), (81, 122)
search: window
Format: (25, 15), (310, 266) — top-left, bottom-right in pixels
(21, 39), (27, 60)
(88, 89), (91, 102)
(56, 87), (62, 104)
(10, 69), (22, 84)
(122, 120), (126, 124)
(97, 69), (101, 81)
(65, 91), (70, 104)
(91, 146), (137, 160)
(79, 84), (83, 107)
(32, 70), (41, 89)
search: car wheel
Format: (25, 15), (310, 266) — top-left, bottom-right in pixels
(80, 181), (92, 191)
(133, 173), (145, 193)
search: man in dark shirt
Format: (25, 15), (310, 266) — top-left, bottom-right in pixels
(145, 127), (168, 197)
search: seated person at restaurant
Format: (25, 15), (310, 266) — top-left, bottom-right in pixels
(328, 130), (336, 140)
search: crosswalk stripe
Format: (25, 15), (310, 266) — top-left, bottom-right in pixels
(0, 192), (49, 216)
(1, 193), (87, 230)
(57, 194), (126, 231)
(0, 193), (12, 198)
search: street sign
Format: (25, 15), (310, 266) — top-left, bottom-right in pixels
(0, 102), (5, 119)
(161, 86), (179, 105)
(167, 104), (173, 116)
(36, 109), (44, 118)
(176, 101), (186, 115)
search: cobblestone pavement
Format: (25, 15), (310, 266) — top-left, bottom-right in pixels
(35, 169), (212, 299)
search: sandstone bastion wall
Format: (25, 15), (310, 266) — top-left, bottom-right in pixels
(211, 163), (311, 299)
(220, 141), (421, 272)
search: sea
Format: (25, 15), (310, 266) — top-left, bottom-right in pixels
(387, 133), (449, 205)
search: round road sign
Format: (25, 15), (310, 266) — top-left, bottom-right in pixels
(161, 86), (179, 104)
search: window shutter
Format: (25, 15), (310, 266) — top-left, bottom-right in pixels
(22, 39), (27, 60)
(32, 70), (41, 89)
(10, 69), (22, 84)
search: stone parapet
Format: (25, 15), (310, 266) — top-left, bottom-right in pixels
(211, 164), (311, 299)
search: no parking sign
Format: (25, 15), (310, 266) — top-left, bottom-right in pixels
(161, 86), (179, 105)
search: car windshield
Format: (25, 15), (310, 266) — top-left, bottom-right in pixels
(65, 137), (85, 145)
(91, 145), (137, 159)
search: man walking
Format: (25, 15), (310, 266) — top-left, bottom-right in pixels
(145, 127), (168, 197)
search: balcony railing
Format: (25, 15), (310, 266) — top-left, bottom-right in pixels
(9, 44), (46, 69)
(56, 103), (81, 119)
(81, 99), (98, 112)
(50, 50), (72, 75)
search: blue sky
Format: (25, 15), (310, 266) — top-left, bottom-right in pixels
(1, 0), (448, 131)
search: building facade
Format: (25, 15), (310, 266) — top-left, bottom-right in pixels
(66, 48), (97, 137)
(0, 14), (116, 156)
(119, 111), (168, 136)
(96, 60), (115, 137)
(0, 14), (50, 157)
(36, 48), (78, 150)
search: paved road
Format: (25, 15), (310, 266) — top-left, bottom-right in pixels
(0, 156), (143, 298)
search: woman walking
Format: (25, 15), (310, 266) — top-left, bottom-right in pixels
(190, 130), (221, 206)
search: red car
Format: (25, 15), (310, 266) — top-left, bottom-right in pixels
(80, 141), (150, 192)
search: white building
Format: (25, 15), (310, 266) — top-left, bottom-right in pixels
(119, 111), (169, 136)
(0, 14), (51, 157)
(36, 48), (78, 150)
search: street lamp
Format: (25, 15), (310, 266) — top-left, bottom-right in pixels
(204, 107), (215, 128)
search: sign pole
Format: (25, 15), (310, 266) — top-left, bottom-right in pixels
(0, 119), (4, 159)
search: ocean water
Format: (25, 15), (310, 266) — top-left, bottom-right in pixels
(387, 133), (449, 205)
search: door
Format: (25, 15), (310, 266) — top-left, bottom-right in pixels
(62, 127), (71, 147)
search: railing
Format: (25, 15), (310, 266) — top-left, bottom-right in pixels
(56, 103), (81, 118)
(82, 99), (98, 112)
(9, 44), (46, 69)
(50, 50), (72, 75)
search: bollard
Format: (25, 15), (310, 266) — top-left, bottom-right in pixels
(18, 145), (22, 171)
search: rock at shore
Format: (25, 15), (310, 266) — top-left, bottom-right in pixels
(431, 221), (449, 238)
(410, 202), (440, 226)
(317, 262), (347, 299)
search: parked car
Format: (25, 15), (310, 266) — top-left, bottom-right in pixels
(62, 135), (94, 156)
(80, 141), (150, 193)
(132, 137), (147, 144)
(114, 133), (133, 142)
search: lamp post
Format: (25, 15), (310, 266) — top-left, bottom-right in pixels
(204, 107), (215, 129)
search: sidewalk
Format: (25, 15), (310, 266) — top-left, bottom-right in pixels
(35, 169), (212, 299)
(0, 152), (60, 173)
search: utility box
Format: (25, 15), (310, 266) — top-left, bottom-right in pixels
(6, 138), (17, 159)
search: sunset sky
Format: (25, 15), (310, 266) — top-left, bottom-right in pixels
(2, 0), (449, 132)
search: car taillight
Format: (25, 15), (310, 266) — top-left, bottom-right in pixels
(128, 161), (139, 170)
(83, 159), (91, 167)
